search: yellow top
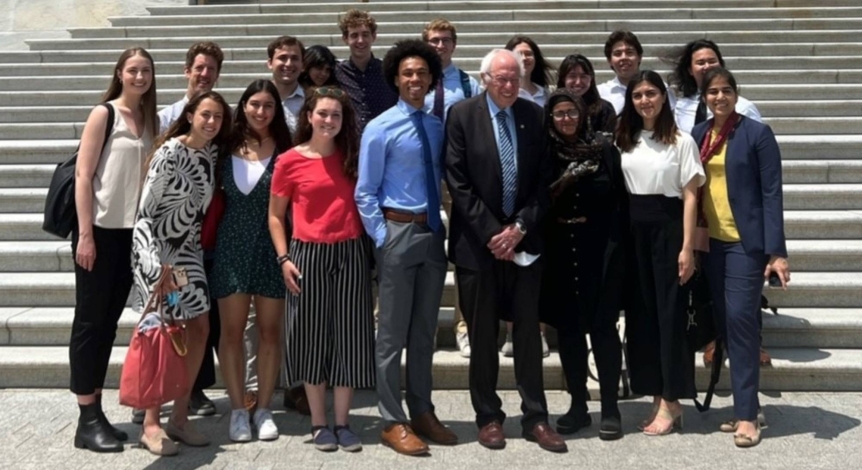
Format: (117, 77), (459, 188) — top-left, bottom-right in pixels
(703, 129), (741, 242)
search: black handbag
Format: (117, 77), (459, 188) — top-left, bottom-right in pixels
(686, 263), (724, 412)
(42, 103), (114, 238)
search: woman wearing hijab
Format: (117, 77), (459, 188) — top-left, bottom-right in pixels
(539, 89), (627, 441)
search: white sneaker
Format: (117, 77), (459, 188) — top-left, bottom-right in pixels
(229, 409), (252, 442)
(456, 331), (471, 358)
(541, 331), (550, 358)
(253, 408), (279, 441)
(501, 332), (514, 357)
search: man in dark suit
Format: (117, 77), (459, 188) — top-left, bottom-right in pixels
(445, 49), (565, 453)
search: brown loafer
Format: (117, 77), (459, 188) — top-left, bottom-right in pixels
(478, 421), (506, 450)
(166, 420), (210, 447)
(284, 387), (311, 416)
(244, 390), (258, 414)
(760, 347), (772, 366)
(411, 411), (458, 445)
(703, 341), (716, 367)
(380, 423), (429, 456)
(523, 422), (568, 453)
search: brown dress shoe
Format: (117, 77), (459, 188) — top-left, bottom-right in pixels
(244, 390), (258, 414)
(703, 341), (716, 366)
(523, 422), (568, 453)
(380, 423), (429, 456)
(760, 347), (772, 366)
(478, 421), (506, 450)
(283, 387), (311, 416)
(411, 411), (458, 445)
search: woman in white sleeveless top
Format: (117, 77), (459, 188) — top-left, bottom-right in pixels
(71, 47), (158, 454)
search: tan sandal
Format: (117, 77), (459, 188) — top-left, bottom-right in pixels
(734, 424), (762, 448)
(643, 407), (683, 436)
(637, 403), (660, 431)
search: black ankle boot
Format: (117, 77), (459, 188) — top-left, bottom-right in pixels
(556, 399), (591, 435)
(599, 404), (623, 441)
(95, 394), (128, 441)
(74, 403), (124, 452)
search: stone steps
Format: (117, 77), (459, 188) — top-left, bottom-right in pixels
(205, 0), (861, 6)
(0, 269), (858, 307)
(1, 137), (859, 166)
(1, 209), (858, 241)
(0, 344), (859, 391)
(2, 117), (858, 140)
(1, 49), (855, 72)
(3, 305), (862, 349)
(2, 159), (857, 191)
(1, 70), (861, 91)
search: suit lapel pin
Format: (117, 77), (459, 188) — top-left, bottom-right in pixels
(519, 124), (525, 129)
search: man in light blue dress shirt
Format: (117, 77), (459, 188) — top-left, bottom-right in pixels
(421, 18), (482, 359)
(355, 39), (457, 456)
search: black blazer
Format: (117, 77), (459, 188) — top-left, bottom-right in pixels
(691, 116), (788, 257)
(445, 92), (554, 270)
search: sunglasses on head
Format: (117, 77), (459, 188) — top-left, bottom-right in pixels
(314, 86), (345, 98)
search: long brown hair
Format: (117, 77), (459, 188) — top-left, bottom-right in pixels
(102, 47), (158, 140)
(294, 86), (360, 179)
(144, 91), (233, 173)
(615, 70), (678, 153)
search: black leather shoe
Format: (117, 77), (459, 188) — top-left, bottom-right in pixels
(599, 413), (623, 441)
(74, 403), (124, 453)
(189, 389), (216, 416)
(556, 408), (591, 435)
(95, 394), (127, 441)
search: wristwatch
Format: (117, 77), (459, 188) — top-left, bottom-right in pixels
(515, 219), (527, 236)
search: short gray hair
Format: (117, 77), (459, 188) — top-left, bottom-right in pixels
(479, 48), (524, 83)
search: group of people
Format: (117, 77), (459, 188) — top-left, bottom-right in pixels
(67, 8), (791, 459)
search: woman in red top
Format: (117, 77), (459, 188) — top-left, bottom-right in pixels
(268, 86), (374, 452)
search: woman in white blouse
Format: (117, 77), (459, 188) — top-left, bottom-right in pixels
(615, 70), (705, 436)
(665, 39), (762, 134)
(505, 36), (554, 107)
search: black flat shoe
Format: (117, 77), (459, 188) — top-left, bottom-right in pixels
(556, 410), (591, 435)
(599, 414), (623, 441)
(189, 389), (216, 416)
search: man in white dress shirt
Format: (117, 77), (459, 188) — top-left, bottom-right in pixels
(267, 36), (306, 135)
(158, 42), (224, 134)
(597, 30), (675, 115)
(422, 18), (481, 359)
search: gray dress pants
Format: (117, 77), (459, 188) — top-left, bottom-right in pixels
(375, 220), (447, 424)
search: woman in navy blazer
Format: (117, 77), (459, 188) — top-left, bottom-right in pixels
(691, 68), (790, 448)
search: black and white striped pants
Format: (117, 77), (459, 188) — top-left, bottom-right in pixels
(285, 237), (375, 389)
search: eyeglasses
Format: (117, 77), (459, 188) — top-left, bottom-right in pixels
(485, 74), (520, 87)
(551, 110), (580, 121)
(314, 86), (345, 98)
(428, 37), (454, 46)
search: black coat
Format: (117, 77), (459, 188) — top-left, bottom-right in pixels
(539, 135), (628, 330)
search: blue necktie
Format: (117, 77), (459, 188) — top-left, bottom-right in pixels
(412, 111), (442, 232)
(496, 110), (517, 217)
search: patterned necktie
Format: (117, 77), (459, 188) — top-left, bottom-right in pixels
(411, 111), (442, 232)
(496, 110), (517, 217)
(432, 77), (445, 120)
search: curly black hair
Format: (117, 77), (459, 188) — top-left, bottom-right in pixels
(382, 39), (442, 95)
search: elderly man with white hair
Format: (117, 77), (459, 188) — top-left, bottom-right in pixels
(444, 49), (565, 453)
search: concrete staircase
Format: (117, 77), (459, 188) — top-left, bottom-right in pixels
(1, 0), (861, 393)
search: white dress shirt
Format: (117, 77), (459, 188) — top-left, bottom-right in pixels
(157, 96), (190, 134)
(598, 76), (677, 115)
(517, 82), (550, 108)
(674, 93), (762, 134)
(281, 85), (305, 135)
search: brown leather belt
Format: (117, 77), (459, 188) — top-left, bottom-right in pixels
(383, 208), (428, 224)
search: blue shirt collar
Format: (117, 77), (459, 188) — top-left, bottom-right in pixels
(486, 93), (513, 118)
(397, 97), (430, 115)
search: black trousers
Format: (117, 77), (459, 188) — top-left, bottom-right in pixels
(457, 260), (548, 431)
(625, 195), (696, 401)
(194, 256), (221, 391)
(69, 226), (133, 395)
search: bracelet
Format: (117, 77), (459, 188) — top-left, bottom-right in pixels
(276, 253), (291, 266)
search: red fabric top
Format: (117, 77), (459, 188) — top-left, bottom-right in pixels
(271, 148), (364, 243)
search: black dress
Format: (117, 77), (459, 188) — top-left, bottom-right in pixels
(540, 135), (627, 412)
